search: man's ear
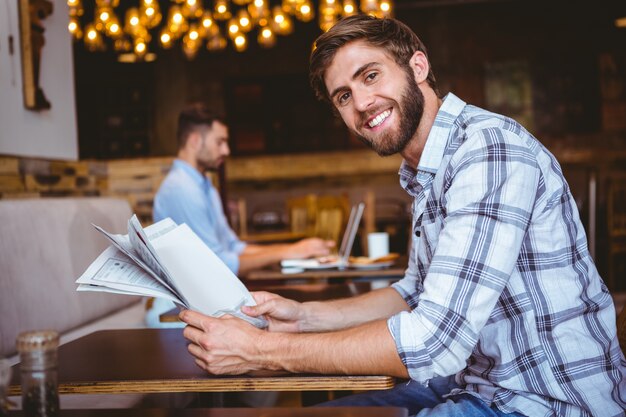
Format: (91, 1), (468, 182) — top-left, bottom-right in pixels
(187, 132), (202, 151)
(409, 51), (429, 85)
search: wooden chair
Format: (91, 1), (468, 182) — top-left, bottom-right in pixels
(286, 194), (318, 236)
(314, 194), (351, 243)
(237, 198), (248, 236)
(286, 194), (351, 245)
(361, 189), (412, 257)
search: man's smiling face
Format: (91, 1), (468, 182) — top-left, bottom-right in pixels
(324, 40), (425, 156)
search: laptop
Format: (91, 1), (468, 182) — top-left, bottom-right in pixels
(281, 202), (365, 270)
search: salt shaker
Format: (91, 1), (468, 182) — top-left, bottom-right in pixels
(16, 330), (60, 417)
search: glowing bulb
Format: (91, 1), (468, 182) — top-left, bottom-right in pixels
(87, 30), (97, 40)
(100, 11), (109, 21)
(136, 42), (146, 53)
(187, 0), (196, 5)
(254, 0), (263, 7)
(145, 6), (155, 16)
(68, 21), (77, 32)
(301, 4), (311, 14)
(240, 16), (249, 26)
(173, 12), (183, 23)
(130, 16), (139, 25)
(217, 4), (226, 13)
(344, 4), (353, 13)
(380, 2), (390, 12)
(235, 34), (245, 46)
(189, 30), (199, 40)
(161, 33), (171, 43)
(258, 25), (275, 48)
(229, 23), (239, 34)
(110, 23), (119, 33)
(275, 14), (284, 23)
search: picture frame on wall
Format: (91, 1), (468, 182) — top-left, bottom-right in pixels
(18, 0), (53, 110)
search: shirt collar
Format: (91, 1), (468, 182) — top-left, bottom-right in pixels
(399, 93), (466, 187)
(173, 159), (209, 188)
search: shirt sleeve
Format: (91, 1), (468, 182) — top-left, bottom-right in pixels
(206, 188), (247, 255)
(388, 128), (540, 383)
(392, 231), (424, 309)
(154, 180), (242, 274)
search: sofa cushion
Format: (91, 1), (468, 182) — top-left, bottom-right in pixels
(0, 198), (140, 358)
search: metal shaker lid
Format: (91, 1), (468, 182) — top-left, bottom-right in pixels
(16, 330), (59, 353)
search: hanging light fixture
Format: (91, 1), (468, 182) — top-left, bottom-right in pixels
(257, 24), (276, 48)
(67, 0), (393, 61)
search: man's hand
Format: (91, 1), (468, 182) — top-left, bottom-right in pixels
(180, 303), (409, 378)
(242, 291), (306, 333)
(284, 237), (335, 259)
(180, 309), (275, 375)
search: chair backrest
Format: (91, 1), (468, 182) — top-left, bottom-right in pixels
(315, 195), (351, 243)
(287, 194), (318, 235)
(287, 194), (351, 245)
(0, 197), (139, 358)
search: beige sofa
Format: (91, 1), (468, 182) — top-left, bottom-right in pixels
(0, 197), (149, 407)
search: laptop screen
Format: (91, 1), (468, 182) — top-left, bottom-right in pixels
(338, 203), (365, 262)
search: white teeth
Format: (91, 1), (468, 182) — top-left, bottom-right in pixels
(368, 110), (391, 128)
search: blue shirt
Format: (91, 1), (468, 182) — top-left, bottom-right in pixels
(388, 93), (626, 416)
(153, 159), (246, 273)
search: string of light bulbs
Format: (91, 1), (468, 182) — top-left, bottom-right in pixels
(67, 0), (393, 61)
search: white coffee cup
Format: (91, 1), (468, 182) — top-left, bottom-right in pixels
(368, 232), (389, 259)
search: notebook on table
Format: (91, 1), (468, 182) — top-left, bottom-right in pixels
(281, 202), (365, 270)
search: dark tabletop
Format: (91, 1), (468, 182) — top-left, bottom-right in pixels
(9, 329), (395, 395)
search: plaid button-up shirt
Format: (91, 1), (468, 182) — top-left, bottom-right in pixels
(388, 93), (626, 416)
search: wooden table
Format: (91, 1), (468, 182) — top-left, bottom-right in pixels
(246, 258), (407, 281)
(240, 230), (307, 244)
(8, 329), (395, 395)
(7, 408), (408, 417)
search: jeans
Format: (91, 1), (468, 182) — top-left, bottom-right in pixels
(318, 376), (526, 417)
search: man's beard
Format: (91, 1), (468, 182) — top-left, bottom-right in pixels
(353, 70), (424, 156)
(197, 157), (221, 173)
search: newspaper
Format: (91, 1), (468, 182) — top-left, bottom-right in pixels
(76, 215), (267, 328)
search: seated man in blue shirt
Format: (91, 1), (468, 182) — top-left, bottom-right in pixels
(146, 103), (334, 327)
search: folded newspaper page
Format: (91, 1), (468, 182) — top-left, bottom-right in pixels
(76, 215), (267, 328)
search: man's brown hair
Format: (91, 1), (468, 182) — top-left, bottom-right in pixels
(310, 14), (438, 103)
(177, 103), (226, 149)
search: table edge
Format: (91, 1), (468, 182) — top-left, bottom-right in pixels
(9, 375), (396, 394)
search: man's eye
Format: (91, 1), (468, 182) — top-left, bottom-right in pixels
(338, 92), (351, 105)
(366, 72), (378, 82)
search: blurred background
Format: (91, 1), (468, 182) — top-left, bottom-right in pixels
(1, 0), (625, 291)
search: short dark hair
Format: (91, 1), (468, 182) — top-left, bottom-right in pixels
(177, 103), (226, 149)
(310, 15), (438, 103)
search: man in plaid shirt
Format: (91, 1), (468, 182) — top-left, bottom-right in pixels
(180, 15), (626, 416)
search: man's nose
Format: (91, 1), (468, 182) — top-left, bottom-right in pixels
(352, 88), (375, 113)
(223, 143), (230, 157)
